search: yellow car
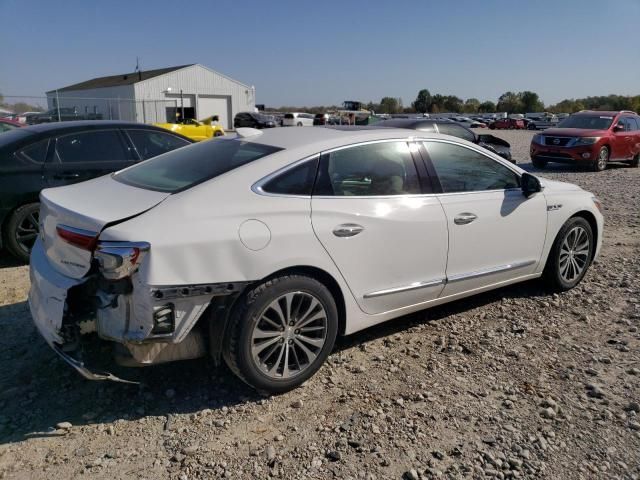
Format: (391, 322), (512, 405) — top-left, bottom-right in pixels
(154, 116), (225, 141)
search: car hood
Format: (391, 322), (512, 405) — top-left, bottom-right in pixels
(40, 175), (170, 278)
(541, 128), (607, 137)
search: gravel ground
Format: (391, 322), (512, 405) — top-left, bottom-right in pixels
(0, 130), (638, 480)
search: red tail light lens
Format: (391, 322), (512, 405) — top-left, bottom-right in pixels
(56, 225), (99, 251)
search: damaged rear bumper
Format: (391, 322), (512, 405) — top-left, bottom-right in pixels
(28, 238), (248, 382)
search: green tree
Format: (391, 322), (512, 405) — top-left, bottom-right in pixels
(379, 97), (400, 114)
(430, 94), (446, 113)
(463, 98), (480, 113)
(478, 101), (496, 113)
(443, 95), (464, 113)
(520, 91), (544, 113)
(496, 91), (523, 113)
(412, 89), (432, 114)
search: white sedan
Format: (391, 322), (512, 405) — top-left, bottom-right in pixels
(29, 126), (603, 392)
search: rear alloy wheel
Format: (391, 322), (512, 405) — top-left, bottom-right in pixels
(223, 275), (338, 393)
(543, 217), (594, 292)
(592, 146), (609, 172)
(3, 202), (40, 263)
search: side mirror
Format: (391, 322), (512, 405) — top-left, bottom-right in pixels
(613, 123), (625, 132)
(521, 172), (542, 198)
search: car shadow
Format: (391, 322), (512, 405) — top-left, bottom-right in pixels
(0, 279), (547, 445)
(0, 251), (23, 269)
(519, 161), (631, 174)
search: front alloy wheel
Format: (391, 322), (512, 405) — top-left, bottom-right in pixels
(223, 275), (338, 393)
(592, 146), (608, 172)
(543, 217), (594, 291)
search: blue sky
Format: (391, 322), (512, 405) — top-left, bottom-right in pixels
(1, 0), (639, 107)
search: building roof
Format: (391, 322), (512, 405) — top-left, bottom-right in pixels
(46, 65), (195, 93)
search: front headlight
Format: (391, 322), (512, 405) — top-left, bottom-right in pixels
(532, 134), (544, 144)
(572, 137), (600, 146)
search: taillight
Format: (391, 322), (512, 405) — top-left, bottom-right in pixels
(94, 242), (150, 280)
(56, 225), (99, 251)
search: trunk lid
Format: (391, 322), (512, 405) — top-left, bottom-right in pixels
(40, 174), (170, 278)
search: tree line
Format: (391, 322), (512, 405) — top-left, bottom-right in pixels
(266, 92), (640, 116)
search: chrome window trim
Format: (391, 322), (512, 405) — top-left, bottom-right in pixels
(447, 260), (536, 283)
(363, 278), (445, 299)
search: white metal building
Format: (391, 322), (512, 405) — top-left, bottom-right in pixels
(45, 64), (255, 129)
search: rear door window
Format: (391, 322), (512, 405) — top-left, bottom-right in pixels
(126, 129), (191, 160)
(55, 130), (130, 163)
(314, 141), (421, 196)
(114, 138), (282, 193)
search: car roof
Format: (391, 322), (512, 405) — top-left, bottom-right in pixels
(573, 110), (629, 117)
(20, 120), (166, 134)
(243, 125), (463, 154)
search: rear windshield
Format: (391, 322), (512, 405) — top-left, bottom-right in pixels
(558, 115), (613, 130)
(113, 138), (282, 193)
(0, 128), (32, 149)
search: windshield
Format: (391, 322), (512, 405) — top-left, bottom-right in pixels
(114, 138), (282, 193)
(558, 115), (613, 130)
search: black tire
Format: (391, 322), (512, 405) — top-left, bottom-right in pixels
(3, 202), (40, 263)
(222, 275), (338, 393)
(213, 130), (224, 137)
(592, 146), (609, 172)
(630, 153), (639, 168)
(532, 157), (547, 169)
(297, 122), (303, 127)
(542, 216), (594, 292)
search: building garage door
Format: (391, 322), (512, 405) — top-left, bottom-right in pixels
(198, 95), (231, 129)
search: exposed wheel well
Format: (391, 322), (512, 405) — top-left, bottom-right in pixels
(571, 210), (599, 260)
(262, 266), (347, 336)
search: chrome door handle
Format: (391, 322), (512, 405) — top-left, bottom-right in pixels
(333, 223), (364, 237)
(454, 213), (477, 225)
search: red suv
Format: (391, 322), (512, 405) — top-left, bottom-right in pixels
(490, 118), (525, 130)
(530, 110), (640, 171)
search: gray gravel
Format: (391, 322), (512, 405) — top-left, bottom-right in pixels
(0, 130), (638, 479)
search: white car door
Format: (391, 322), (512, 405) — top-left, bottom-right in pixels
(422, 140), (547, 297)
(311, 140), (449, 315)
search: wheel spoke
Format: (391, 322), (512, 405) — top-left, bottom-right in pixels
(282, 344), (291, 378)
(268, 301), (287, 327)
(295, 310), (325, 329)
(252, 328), (281, 340)
(300, 325), (325, 333)
(267, 344), (286, 374)
(252, 335), (281, 357)
(294, 338), (318, 364)
(295, 334), (325, 348)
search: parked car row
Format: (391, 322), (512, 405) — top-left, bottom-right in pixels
(27, 125), (603, 392)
